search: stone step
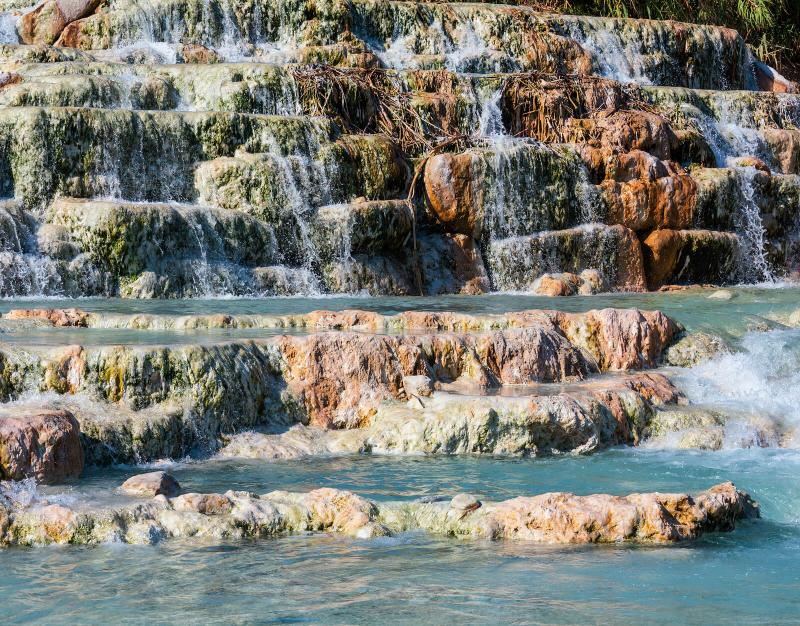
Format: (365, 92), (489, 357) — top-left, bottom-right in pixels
(0, 106), (338, 210)
(0, 306), (682, 459)
(2, 61), (796, 166)
(641, 229), (742, 290)
(194, 136), (408, 225)
(46, 197), (276, 271)
(486, 223), (647, 292)
(0, 480), (756, 546)
(40, 0), (757, 89)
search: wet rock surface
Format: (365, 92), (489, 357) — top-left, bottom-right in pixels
(120, 471), (181, 497)
(0, 0), (790, 574)
(219, 372), (685, 459)
(0, 0), (794, 296)
(0, 481), (758, 547)
(0, 307), (683, 447)
(0, 408), (83, 483)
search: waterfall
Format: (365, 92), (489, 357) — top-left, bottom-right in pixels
(568, 22), (651, 85)
(675, 328), (800, 449)
(735, 167), (774, 284)
(185, 209), (215, 297)
(680, 103), (772, 169)
(477, 89), (506, 138)
(712, 37), (730, 92)
(0, 10), (20, 44)
(376, 19), (511, 73)
(677, 105), (777, 283)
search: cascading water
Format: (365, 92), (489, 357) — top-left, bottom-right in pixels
(0, 9), (21, 44)
(673, 327), (800, 449)
(476, 89), (505, 138)
(734, 166), (775, 284)
(678, 104), (777, 283)
(4, 1), (800, 620)
(376, 19), (512, 73)
(568, 22), (651, 85)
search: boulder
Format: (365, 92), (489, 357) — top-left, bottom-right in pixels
(753, 60), (797, 94)
(532, 272), (582, 297)
(19, 0), (103, 45)
(531, 270), (607, 296)
(641, 229), (740, 289)
(180, 43), (221, 64)
(602, 174), (697, 231)
(0, 409), (83, 483)
(564, 110), (677, 160)
(580, 148), (675, 183)
(423, 151), (480, 238)
(121, 471), (181, 497)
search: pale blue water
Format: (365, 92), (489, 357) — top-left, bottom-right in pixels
(7, 450), (800, 624)
(0, 286), (797, 346)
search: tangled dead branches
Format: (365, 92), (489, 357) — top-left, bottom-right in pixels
(292, 65), (461, 154)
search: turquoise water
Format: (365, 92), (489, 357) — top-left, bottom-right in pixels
(7, 450), (800, 624)
(0, 286), (798, 346)
(2, 288), (800, 623)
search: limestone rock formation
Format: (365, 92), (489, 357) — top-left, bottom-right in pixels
(219, 372), (684, 459)
(0, 482), (758, 547)
(664, 332), (732, 367)
(0, 0), (793, 296)
(0, 307), (682, 458)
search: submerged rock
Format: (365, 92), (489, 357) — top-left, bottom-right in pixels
(0, 482), (759, 547)
(121, 471), (181, 498)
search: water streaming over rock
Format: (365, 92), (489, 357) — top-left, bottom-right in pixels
(0, 9), (21, 44)
(567, 21), (652, 85)
(674, 327), (800, 449)
(0, 0), (793, 299)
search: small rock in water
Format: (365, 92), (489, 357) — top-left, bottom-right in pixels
(708, 289), (734, 300)
(664, 332), (731, 367)
(180, 43), (221, 64)
(450, 493), (481, 513)
(121, 471), (181, 498)
(418, 495), (450, 504)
